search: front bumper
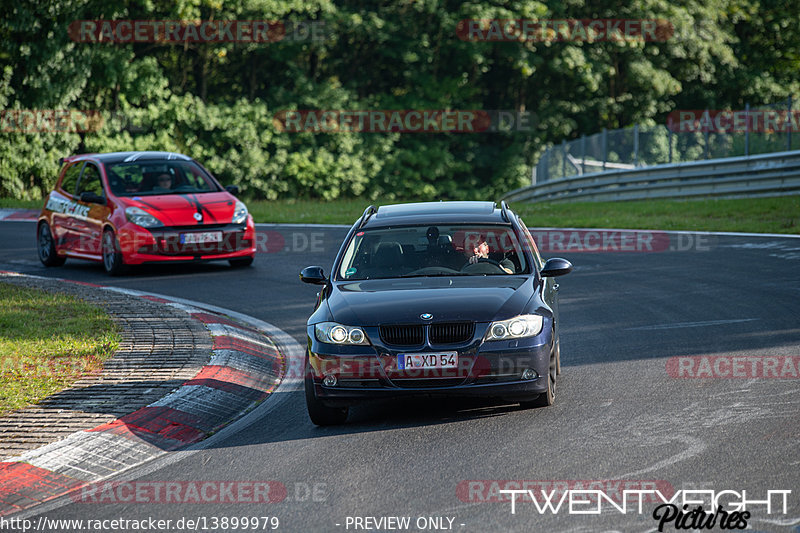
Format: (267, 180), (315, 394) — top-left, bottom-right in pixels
(117, 219), (256, 265)
(306, 324), (553, 406)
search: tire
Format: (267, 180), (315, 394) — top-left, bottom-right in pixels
(520, 346), (556, 409)
(37, 222), (66, 267)
(229, 256), (254, 268)
(102, 229), (126, 276)
(305, 372), (348, 426)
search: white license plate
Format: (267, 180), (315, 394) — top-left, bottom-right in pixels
(398, 352), (458, 370)
(180, 231), (222, 244)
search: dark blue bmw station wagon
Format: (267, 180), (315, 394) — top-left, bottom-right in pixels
(299, 201), (572, 425)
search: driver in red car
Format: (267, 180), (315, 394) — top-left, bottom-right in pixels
(153, 173), (173, 192)
(468, 239), (514, 273)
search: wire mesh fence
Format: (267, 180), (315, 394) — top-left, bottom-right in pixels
(533, 97), (800, 184)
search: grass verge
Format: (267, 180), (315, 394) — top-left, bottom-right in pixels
(2, 196), (798, 234)
(0, 198), (42, 209)
(0, 284), (119, 416)
(513, 196), (800, 234)
(246, 196), (799, 234)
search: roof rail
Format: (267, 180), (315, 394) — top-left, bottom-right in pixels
(500, 200), (511, 222)
(357, 205), (377, 229)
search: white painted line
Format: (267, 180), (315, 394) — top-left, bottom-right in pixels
(19, 431), (163, 481)
(528, 226), (800, 239)
(149, 385), (251, 422)
(101, 286), (145, 297)
(625, 318), (759, 331)
(205, 323), (276, 348)
(209, 349), (279, 376)
(165, 302), (204, 314)
(256, 222), (350, 229)
(0, 211), (798, 237)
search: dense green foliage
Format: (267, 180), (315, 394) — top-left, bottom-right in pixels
(1, 0), (798, 201)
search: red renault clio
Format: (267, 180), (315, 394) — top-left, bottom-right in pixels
(37, 151), (256, 275)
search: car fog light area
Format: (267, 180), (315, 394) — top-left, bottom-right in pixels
(522, 368), (538, 380)
(484, 314), (544, 341)
(323, 374), (338, 387)
(314, 322), (370, 345)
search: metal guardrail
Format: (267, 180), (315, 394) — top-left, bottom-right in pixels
(504, 150), (800, 203)
(532, 97), (797, 184)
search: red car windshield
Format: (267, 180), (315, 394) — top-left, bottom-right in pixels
(105, 160), (221, 196)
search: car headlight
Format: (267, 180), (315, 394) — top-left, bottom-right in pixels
(484, 314), (543, 341)
(232, 200), (248, 224)
(125, 207), (163, 228)
(315, 322), (370, 345)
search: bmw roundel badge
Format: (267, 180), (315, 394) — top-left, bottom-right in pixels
(420, 313), (433, 320)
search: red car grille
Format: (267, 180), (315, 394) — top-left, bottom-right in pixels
(138, 234), (252, 256)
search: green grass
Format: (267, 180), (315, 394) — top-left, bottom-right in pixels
(246, 198), (371, 225)
(0, 284), (119, 415)
(2, 195), (798, 233)
(513, 196), (800, 234)
(0, 198), (42, 209)
(245, 196), (799, 234)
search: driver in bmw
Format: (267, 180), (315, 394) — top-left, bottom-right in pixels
(468, 238), (514, 273)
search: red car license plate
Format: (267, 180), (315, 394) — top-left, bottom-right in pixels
(180, 231), (223, 244)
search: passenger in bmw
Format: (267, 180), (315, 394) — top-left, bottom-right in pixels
(468, 239), (514, 274)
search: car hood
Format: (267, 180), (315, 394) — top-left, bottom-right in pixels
(325, 276), (535, 325)
(120, 192), (236, 227)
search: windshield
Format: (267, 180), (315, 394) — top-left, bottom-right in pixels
(337, 224), (528, 280)
(105, 160), (221, 196)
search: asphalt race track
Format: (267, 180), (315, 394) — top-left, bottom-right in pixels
(1, 221), (799, 532)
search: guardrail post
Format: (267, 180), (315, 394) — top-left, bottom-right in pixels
(561, 139), (567, 177)
(580, 134), (586, 174)
(788, 96), (793, 151)
(668, 125), (673, 164)
(745, 102), (750, 157)
(542, 148), (549, 183)
(633, 123), (639, 166)
(602, 127), (608, 171)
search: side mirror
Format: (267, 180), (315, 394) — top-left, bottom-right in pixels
(80, 191), (106, 205)
(541, 257), (573, 277)
(300, 265), (327, 285)
(225, 185), (240, 196)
